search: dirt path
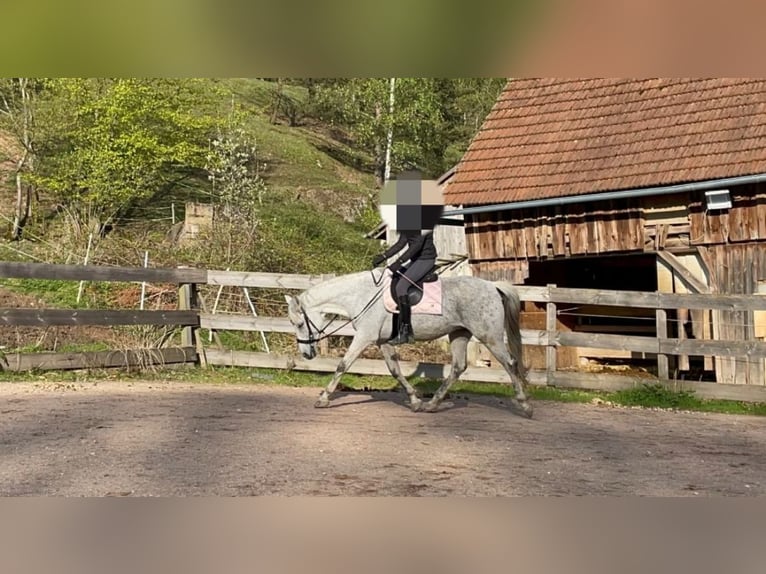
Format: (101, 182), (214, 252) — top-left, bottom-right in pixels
(0, 380), (763, 496)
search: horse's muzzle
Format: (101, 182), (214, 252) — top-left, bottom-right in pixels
(302, 347), (317, 360)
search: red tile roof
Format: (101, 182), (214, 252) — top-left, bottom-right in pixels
(444, 79), (766, 206)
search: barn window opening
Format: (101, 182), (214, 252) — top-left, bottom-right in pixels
(522, 254), (659, 371)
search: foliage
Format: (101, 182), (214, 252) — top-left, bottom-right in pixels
(309, 78), (506, 179)
(0, 78), (39, 240)
(31, 78), (222, 226)
(206, 114), (267, 219)
(179, 189), (377, 275)
(201, 112), (268, 269)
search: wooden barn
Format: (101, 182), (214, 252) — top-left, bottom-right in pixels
(442, 78), (766, 384)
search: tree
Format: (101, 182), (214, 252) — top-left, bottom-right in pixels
(204, 112), (267, 268)
(0, 78), (38, 240)
(308, 78), (506, 182)
(32, 78), (221, 234)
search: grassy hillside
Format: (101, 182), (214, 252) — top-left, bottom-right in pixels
(0, 79), (382, 277)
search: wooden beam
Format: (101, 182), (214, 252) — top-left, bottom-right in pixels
(200, 314), (549, 346)
(657, 251), (710, 293)
(546, 286), (557, 374)
(549, 287), (660, 309)
(659, 338), (766, 359)
(204, 349), (545, 385)
(178, 283), (198, 347)
(207, 270), (332, 290)
(655, 309), (670, 379)
(201, 314), (357, 337)
(1, 347), (196, 372)
(658, 292), (766, 311)
(557, 331), (659, 354)
(0, 309), (199, 327)
(0, 262), (207, 284)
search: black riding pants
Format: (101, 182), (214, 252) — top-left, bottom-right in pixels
(394, 259), (435, 298)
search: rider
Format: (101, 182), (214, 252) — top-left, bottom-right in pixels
(372, 228), (437, 345)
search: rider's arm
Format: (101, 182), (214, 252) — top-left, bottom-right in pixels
(392, 234), (426, 268)
(381, 232), (408, 259)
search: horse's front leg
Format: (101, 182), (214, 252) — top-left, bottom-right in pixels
(315, 335), (371, 408)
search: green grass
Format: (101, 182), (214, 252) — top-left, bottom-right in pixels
(613, 383), (766, 415)
(1, 278), (82, 308)
(2, 366), (763, 417)
(222, 78), (376, 195)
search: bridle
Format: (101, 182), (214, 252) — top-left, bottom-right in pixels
(294, 271), (386, 345)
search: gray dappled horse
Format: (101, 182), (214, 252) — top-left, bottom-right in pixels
(284, 270), (533, 417)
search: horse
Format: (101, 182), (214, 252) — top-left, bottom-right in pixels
(284, 269), (533, 417)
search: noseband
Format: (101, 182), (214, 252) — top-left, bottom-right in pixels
(295, 309), (328, 345)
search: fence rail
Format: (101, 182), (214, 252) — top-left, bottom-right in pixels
(2, 263), (766, 402)
(1, 347), (196, 372)
(1, 309), (199, 327)
(0, 261), (207, 284)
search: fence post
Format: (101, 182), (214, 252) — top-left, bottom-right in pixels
(178, 280), (198, 349)
(546, 284), (557, 385)
(318, 274), (334, 356)
(656, 307), (669, 380)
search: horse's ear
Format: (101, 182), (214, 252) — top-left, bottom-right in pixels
(284, 295), (301, 314)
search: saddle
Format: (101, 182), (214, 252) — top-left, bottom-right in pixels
(382, 271), (443, 315)
(389, 271), (439, 305)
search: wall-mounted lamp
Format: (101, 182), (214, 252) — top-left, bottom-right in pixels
(704, 189), (732, 210)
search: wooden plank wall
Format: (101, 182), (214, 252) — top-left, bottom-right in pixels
(465, 199), (644, 261)
(689, 182), (766, 245)
(699, 243), (766, 384)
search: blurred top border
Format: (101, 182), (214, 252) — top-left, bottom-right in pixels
(3, 0), (766, 76)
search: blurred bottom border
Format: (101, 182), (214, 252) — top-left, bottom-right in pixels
(0, 497), (764, 574)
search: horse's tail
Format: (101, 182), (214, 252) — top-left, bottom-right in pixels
(493, 281), (528, 379)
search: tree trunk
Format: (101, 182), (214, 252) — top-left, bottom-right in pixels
(271, 79), (283, 124)
(374, 101), (384, 187)
(12, 160), (25, 240)
(10, 78), (34, 241)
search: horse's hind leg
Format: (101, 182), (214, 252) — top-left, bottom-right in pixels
(423, 329), (470, 413)
(380, 343), (422, 411)
(315, 336), (370, 408)
(484, 340), (533, 418)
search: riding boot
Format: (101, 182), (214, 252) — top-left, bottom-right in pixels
(388, 296), (414, 345)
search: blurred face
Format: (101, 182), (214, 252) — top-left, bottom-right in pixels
(285, 295), (317, 359)
(379, 170), (444, 232)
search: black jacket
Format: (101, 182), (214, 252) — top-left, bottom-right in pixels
(383, 230), (437, 267)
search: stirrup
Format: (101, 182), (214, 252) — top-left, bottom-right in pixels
(387, 325), (414, 345)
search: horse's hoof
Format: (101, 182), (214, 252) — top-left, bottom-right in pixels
(512, 399), (534, 418)
(409, 398), (423, 412)
(314, 398), (331, 408)
(423, 400), (454, 413)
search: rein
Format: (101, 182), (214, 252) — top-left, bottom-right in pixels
(295, 274), (387, 345)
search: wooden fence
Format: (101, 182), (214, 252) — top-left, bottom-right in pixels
(0, 261), (203, 372)
(2, 262), (766, 403)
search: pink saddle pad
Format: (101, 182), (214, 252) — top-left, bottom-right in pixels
(383, 277), (443, 315)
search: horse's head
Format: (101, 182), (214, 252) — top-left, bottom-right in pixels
(284, 294), (320, 360)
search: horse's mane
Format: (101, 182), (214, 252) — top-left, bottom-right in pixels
(300, 270), (377, 309)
